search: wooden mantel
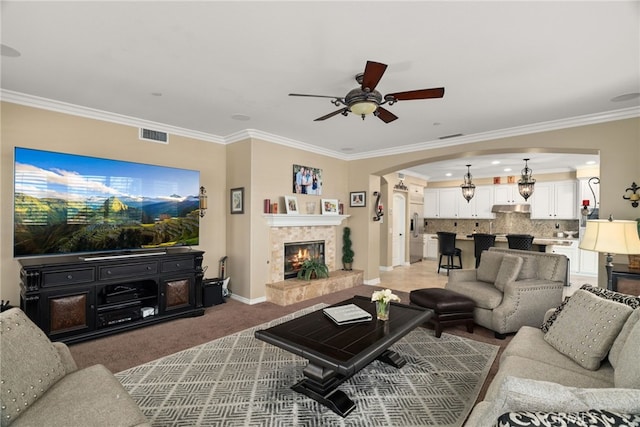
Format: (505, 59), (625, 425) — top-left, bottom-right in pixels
(263, 214), (350, 227)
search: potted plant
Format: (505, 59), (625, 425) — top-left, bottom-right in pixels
(342, 227), (354, 270)
(297, 258), (329, 280)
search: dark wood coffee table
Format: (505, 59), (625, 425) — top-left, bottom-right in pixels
(254, 295), (433, 417)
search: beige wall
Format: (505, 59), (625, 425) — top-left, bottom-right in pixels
(2, 101), (638, 302)
(1, 103), (227, 304)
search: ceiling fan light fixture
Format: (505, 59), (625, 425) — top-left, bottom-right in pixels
(349, 101), (378, 116)
(518, 158), (536, 201)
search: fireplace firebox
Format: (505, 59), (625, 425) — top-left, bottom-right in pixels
(284, 240), (325, 279)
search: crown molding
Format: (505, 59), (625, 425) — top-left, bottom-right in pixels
(3, 89), (638, 160)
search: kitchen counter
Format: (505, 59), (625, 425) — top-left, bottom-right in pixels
(429, 234), (576, 270)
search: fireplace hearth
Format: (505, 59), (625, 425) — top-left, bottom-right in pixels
(284, 240), (325, 279)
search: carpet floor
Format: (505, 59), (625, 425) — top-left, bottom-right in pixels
(115, 304), (499, 427)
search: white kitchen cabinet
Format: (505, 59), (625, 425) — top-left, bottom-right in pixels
(424, 186), (494, 219)
(493, 184), (529, 205)
(530, 181), (578, 220)
(424, 234), (439, 259)
(438, 188), (460, 218)
(549, 241), (579, 274)
(578, 248), (599, 276)
(424, 189), (439, 218)
(409, 185), (424, 204)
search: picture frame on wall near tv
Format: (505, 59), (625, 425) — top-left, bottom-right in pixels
(13, 147), (201, 258)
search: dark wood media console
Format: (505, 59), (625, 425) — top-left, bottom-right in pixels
(19, 248), (205, 344)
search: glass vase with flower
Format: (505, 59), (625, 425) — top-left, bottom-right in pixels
(371, 289), (401, 321)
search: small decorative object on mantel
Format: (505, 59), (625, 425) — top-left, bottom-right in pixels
(623, 182), (639, 208)
(285, 195), (299, 214)
(371, 289), (400, 321)
(321, 198), (339, 215)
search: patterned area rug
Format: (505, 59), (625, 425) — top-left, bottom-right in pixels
(116, 304), (498, 426)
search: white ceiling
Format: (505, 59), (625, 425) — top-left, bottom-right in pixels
(1, 1), (638, 178)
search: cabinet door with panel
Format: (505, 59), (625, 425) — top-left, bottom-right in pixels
(494, 184), (528, 205)
(438, 188), (459, 218)
(160, 276), (195, 313)
(531, 181), (577, 219)
(41, 287), (96, 340)
(423, 189), (439, 218)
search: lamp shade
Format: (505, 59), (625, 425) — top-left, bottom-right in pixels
(350, 101), (377, 116)
(579, 219), (640, 254)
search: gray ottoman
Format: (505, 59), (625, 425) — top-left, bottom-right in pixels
(409, 288), (475, 338)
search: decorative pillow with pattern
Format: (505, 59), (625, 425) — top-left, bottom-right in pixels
(496, 410), (640, 427)
(542, 284), (640, 333)
(543, 289), (633, 370)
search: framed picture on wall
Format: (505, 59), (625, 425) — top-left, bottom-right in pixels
(285, 195), (299, 214)
(350, 191), (366, 207)
(292, 164), (322, 195)
(321, 199), (339, 215)
(230, 187), (244, 214)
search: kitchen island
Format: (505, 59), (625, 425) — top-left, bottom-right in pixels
(431, 234), (575, 270)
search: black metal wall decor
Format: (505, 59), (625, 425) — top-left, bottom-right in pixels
(373, 191), (384, 221)
(623, 182), (639, 208)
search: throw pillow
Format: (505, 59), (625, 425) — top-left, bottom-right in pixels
(496, 410), (640, 427)
(609, 308), (640, 369)
(541, 284), (640, 333)
(475, 376), (640, 427)
(544, 289), (633, 370)
(614, 310), (640, 388)
(0, 308), (67, 427)
(477, 251), (504, 284)
(494, 255), (524, 292)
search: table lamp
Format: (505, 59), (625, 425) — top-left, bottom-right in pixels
(579, 216), (640, 290)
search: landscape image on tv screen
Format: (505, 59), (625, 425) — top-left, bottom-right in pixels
(14, 147), (200, 257)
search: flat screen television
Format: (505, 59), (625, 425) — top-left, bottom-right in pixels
(14, 147), (201, 258)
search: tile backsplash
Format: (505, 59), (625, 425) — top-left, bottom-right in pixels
(423, 213), (580, 238)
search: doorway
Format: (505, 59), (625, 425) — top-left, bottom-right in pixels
(392, 193), (406, 266)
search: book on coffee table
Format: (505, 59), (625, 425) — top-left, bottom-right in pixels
(323, 304), (372, 325)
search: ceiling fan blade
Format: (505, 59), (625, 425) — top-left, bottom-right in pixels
(314, 108), (348, 121)
(385, 87), (445, 101)
(289, 93), (342, 99)
(375, 107), (398, 123)
(361, 61), (387, 91)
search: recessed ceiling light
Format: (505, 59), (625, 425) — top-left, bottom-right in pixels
(611, 93), (640, 102)
(504, 168), (512, 172)
(231, 114), (251, 121)
(492, 161), (501, 165)
(445, 173), (452, 177)
(0, 44), (21, 57)
(586, 160), (596, 165)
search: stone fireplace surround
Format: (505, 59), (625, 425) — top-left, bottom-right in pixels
(264, 214), (362, 306)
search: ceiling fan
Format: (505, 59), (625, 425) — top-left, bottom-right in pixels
(289, 60), (445, 123)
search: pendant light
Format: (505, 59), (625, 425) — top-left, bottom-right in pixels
(461, 164), (476, 202)
(518, 158), (536, 201)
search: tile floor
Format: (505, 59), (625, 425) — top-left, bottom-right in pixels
(379, 258), (598, 299)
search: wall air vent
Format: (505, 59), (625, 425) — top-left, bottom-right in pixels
(438, 133), (463, 140)
(139, 128), (169, 144)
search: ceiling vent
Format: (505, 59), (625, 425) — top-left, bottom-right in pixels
(139, 128), (168, 144)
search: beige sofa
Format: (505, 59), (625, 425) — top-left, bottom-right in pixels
(446, 247), (568, 337)
(465, 285), (640, 426)
(0, 308), (149, 427)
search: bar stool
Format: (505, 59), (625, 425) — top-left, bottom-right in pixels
(506, 234), (534, 251)
(437, 232), (462, 275)
(473, 233), (497, 268)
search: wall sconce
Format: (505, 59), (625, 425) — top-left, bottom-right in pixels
(517, 158), (536, 201)
(623, 182), (639, 208)
(460, 164), (476, 202)
(373, 191), (384, 221)
(199, 186), (208, 217)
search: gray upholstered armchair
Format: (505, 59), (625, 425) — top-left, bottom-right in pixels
(445, 248), (568, 338)
(0, 308), (149, 427)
